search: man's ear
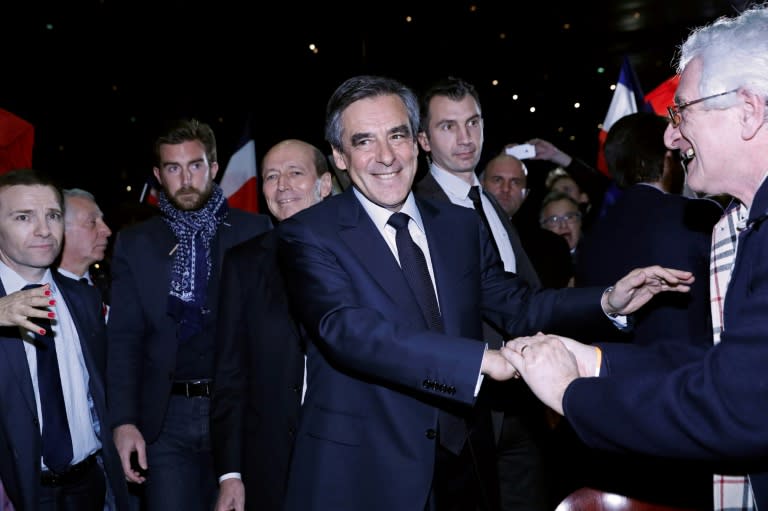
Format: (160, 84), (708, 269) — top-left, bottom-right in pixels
(417, 131), (431, 153)
(318, 172), (333, 198)
(740, 89), (766, 141)
(210, 161), (219, 180)
(332, 147), (348, 170)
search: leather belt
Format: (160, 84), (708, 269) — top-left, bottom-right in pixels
(40, 452), (98, 487)
(171, 379), (212, 398)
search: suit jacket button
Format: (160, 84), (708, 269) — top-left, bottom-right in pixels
(425, 428), (437, 440)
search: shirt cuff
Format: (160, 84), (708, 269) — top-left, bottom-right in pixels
(219, 472), (242, 483)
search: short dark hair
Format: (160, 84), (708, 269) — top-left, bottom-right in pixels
(0, 168), (63, 209)
(604, 112), (669, 188)
(153, 118), (217, 167)
(419, 76), (481, 134)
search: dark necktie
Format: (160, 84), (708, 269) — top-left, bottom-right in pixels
(387, 213), (466, 455)
(23, 284), (73, 473)
(467, 186), (500, 257)
(387, 212), (444, 332)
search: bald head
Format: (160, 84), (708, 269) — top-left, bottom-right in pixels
(261, 139), (333, 221)
(481, 154), (528, 217)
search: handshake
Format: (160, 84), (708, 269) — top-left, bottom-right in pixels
(481, 333), (598, 415)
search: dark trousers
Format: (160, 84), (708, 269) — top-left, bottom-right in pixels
(38, 459), (105, 511)
(144, 395), (217, 511)
(430, 410), (500, 511)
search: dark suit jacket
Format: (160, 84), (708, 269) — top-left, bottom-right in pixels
(414, 172), (541, 293)
(210, 230), (304, 511)
(574, 184), (722, 345)
(106, 209), (272, 442)
(276, 188), (611, 511)
(563, 181), (768, 509)
(0, 272), (129, 511)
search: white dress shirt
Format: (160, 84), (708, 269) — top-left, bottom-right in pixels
(0, 263), (101, 469)
(429, 164), (517, 273)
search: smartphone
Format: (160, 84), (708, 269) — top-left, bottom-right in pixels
(505, 144), (536, 159)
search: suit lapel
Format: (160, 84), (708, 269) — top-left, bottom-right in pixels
(417, 199), (465, 335)
(337, 191), (419, 312)
(0, 282), (38, 418)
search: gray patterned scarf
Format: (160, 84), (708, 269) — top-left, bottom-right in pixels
(159, 183), (228, 342)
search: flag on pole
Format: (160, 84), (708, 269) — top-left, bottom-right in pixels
(596, 56), (652, 175)
(139, 176), (159, 206)
(219, 125), (259, 213)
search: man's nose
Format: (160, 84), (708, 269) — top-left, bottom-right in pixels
(664, 123), (681, 150)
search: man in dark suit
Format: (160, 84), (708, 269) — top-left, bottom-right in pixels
(413, 77), (551, 511)
(211, 139), (333, 511)
(0, 169), (129, 511)
(575, 112), (722, 346)
(277, 74), (693, 511)
(106, 119), (272, 511)
(502, 7), (768, 511)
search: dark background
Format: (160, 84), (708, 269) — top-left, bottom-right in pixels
(1, 0), (749, 229)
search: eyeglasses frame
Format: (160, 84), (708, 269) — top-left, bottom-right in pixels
(666, 89), (739, 128)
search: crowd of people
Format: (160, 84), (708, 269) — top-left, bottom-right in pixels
(1, 4), (767, 511)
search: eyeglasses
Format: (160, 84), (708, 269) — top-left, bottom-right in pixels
(666, 89), (738, 128)
(540, 211), (581, 228)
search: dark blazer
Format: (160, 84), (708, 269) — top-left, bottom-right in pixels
(210, 230), (304, 511)
(574, 184), (722, 345)
(563, 181), (768, 510)
(277, 188), (611, 511)
(414, 172), (541, 291)
(0, 272), (129, 511)
(106, 209), (272, 442)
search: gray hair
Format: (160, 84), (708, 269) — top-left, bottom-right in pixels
(676, 4), (768, 117)
(325, 75), (420, 152)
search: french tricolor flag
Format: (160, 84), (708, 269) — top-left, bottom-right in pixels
(219, 125), (259, 213)
(596, 56), (653, 175)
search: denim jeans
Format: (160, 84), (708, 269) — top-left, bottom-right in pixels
(144, 395), (217, 511)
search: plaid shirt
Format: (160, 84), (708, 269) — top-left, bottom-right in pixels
(710, 202), (756, 511)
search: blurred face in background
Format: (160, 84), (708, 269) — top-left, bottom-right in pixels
(550, 175), (589, 207)
(540, 197), (583, 250)
(481, 155), (528, 217)
(63, 195), (112, 269)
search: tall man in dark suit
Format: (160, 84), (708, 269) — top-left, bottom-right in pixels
(413, 76), (547, 511)
(211, 139), (333, 511)
(277, 74), (693, 511)
(0, 169), (129, 511)
(106, 119), (272, 511)
(502, 7), (768, 511)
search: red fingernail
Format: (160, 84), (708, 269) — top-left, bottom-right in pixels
(39, 329), (46, 335)
(49, 300), (56, 306)
(48, 312), (55, 318)
(44, 290), (51, 296)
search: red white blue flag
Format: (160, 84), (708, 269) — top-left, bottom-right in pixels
(596, 56), (652, 174)
(219, 126), (259, 213)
